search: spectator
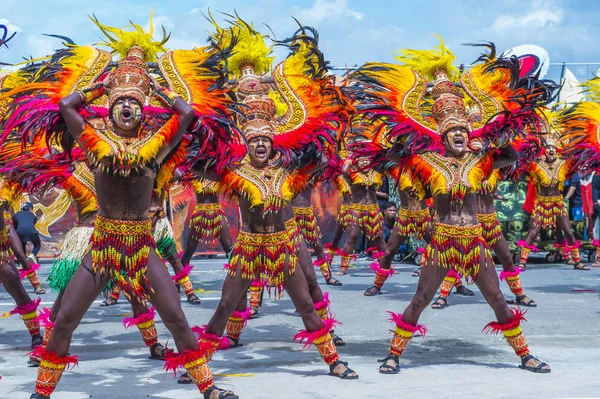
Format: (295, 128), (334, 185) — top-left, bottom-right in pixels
(382, 202), (397, 242)
(12, 202), (41, 263)
(565, 172), (583, 221)
(376, 176), (390, 210)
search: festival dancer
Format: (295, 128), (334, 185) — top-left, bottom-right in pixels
(325, 173), (352, 264)
(516, 109), (587, 270)
(2, 16), (239, 399)
(336, 150), (386, 276)
(349, 39), (552, 374)
(180, 176), (233, 264)
(191, 20), (358, 381)
(0, 181), (43, 365)
(292, 183), (342, 286)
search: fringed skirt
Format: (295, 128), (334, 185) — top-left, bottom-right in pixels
(425, 222), (490, 282)
(337, 204), (352, 228)
(347, 203), (384, 241)
(477, 212), (503, 247)
(227, 230), (298, 298)
(533, 195), (566, 230)
(0, 227), (12, 261)
(293, 206), (322, 248)
(285, 218), (303, 253)
(397, 208), (432, 240)
(154, 216), (176, 259)
(188, 203), (224, 244)
(48, 225), (94, 292)
(91, 216), (156, 300)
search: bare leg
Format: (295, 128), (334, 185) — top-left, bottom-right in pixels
(338, 225), (360, 275)
(219, 218), (233, 255)
(495, 235), (536, 307)
(474, 255), (549, 371)
(330, 222), (346, 249)
(181, 229), (200, 267)
(46, 253), (112, 356)
(144, 251), (199, 352)
(556, 214), (588, 270)
(283, 255), (357, 378)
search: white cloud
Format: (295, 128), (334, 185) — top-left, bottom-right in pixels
(294, 0), (365, 24)
(25, 34), (55, 58)
(190, 8), (201, 15)
(491, 0), (563, 33)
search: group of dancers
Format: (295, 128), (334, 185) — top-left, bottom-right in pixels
(2, 11), (600, 399)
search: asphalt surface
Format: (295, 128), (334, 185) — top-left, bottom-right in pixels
(1, 253), (599, 399)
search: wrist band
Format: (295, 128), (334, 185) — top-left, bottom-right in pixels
(78, 84), (106, 103)
(155, 87), (180, 107)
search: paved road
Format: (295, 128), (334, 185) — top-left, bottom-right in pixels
(1, 254), (599, 399)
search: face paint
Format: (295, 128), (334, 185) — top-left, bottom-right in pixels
(111, 98), (142, 131)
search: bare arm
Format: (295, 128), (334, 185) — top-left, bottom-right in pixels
(564, 185), (576, 200)
(58, 93), (87, 142)
(341, 159), (353, 176)
(492, 144), (519, 170)
(156, 98), (194, 164)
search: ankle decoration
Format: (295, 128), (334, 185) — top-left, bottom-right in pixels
(32, 347), (78, 397)
(6, 298), (41, 337)
(439, 272), (457, 298)
(483, 308), (530, 357)
(370, 262), (395, 289)
(339, 252), (353, 272)
(191, 326), (230, 353)
(314, 292), (331, 321)
(293, 318), (340, 365)
(123, 307), (158, 348)
(324, 243), (338, 261)
(225, 308), (252, 343)
(173, 264), (195, 296)
(499, 269), (524, 296)
(569, 243), (581, 263)
(248, 279), (265, 309)
(164, 345), (214, 394)
(388, 312), (427, 357)
(37, 308), (54, 348)
(314, 258), (333, 280)
(110, 285), (121, 301)
(19, 263), (41, 280)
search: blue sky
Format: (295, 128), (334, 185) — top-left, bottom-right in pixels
(2, 0), (599, 80)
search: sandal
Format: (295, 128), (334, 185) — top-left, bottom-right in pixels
(177, 371), (193, 384)
(203, 386), (239, 399)
(412, 268), (421, 277)
(506, 295), (537, 308)
(592, 261), (600, 267)
(454, 285), (474, 296)
(99, 297), (117, 307)
(332, 333), (345, 346)
(378, 355), (400, 374)
(517, 263), (527, 270)
(227, 337), (242, 349)
(148, 343), (172, 360)
(326, 277), (343, 286)
(336, 269), (347, 276)
(519, 354), (551, 373)
(249, 307), (260, 319)
(34, 286), (46, 295)
(363, 285), (381, 297)
(431, 297), (448, 309)
(187, 293), (202, 305)
(328, 360), (359, 380)
(573, 262), (590, 271)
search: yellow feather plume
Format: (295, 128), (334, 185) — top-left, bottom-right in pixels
(394, 34), (458, 80)
(581, 77), (600, 102)
(90, 11), (169, 62)
(268, 91), (288, 116)
(208, 12), (274, 77)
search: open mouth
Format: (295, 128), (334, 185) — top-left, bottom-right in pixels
(453, 136), (465, 147)
(256, 146), (267, 156)
(122, 109), (132, 120)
